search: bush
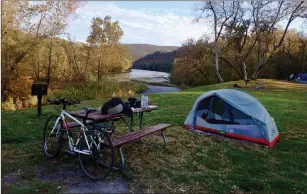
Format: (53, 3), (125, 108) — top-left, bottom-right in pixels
(1, 96), (16, 111)
(1, 80), (147, 110)
(49, 80), (147, 101)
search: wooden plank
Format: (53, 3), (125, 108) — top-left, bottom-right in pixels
(112, 123), (172, 147)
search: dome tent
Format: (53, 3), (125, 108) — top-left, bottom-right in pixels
(184, 89), (279, 147)
(295, 73), (307, 84)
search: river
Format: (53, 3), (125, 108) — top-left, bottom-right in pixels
(107, 69), (181, 94)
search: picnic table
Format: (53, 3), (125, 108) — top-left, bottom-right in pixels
(70, 105), (158, 132)
(69, 105), (172, 171)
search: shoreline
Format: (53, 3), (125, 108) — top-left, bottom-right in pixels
(130, 78), (177, 87)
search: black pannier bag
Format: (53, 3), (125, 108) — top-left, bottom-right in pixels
(101, 97), (132, 117)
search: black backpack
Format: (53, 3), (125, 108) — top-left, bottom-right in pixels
(101, 97), (132, 116)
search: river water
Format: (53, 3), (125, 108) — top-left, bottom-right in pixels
(107, 69), (169, 79)
(107, 69), (181, 94)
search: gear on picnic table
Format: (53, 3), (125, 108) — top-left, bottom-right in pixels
(101, 97), (132, 117)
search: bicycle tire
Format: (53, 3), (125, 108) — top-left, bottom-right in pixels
(42, 115), (63, 158)
(78, 128), (114, 180)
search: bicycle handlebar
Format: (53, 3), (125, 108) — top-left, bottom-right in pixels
(47, 98), (80, 106)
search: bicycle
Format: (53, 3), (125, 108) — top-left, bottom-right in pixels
(42, 98), (114, 179)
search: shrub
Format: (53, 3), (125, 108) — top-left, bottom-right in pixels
(1, 96), (16, 111)
(49, 80), (147, 101)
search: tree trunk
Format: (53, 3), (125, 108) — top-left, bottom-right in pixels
(37, 59), (40, 81)
(46, 38), (53, 85)
(84, 47), (90, 83)
(301, 45), (306, 72)
(36, 49), (40, 81)
(214, 50), (224, 83)
(1, 80), (8, 102)
(252, 65), (262, 79)
(97, 58), (101, 82)
(241, 61), (247, 80)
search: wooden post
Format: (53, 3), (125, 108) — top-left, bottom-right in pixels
(37, 94), (42, 116)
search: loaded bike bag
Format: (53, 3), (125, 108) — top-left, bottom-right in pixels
(101, 97), (132, 116)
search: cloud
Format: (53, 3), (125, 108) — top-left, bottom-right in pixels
(65, 2), (210, 46)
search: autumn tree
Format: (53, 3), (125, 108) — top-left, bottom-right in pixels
(195, 1), (240, 82)
(171, 38), (216, 86)
(42, 1), (83, 85)
(220, 3), (259, 80)
(251, 1), (307, 79)
(1, 0), (83, 100)
(1, 1), (47, 100)
(298, 32), (307, 72)
(86, 16), (126, 82)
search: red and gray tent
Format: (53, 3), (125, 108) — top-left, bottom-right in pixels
(184, 89), (280, 147)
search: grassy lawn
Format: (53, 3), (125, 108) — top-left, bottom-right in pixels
(2, 79), (307, 193)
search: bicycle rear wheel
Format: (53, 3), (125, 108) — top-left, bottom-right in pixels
(79, 128), (114, 180)
(42, 115), (63, 158)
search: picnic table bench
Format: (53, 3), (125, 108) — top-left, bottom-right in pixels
(69, 106), (172, 170)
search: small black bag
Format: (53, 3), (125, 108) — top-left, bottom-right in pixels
(101, 97), (132, 116)
(127, 97), (141, 108)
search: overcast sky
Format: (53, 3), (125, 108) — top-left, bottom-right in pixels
(65, 1), (305, 46)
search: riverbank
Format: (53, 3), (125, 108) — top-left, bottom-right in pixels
(1, 80), (147, 111)
(130, 78), (177, 87)
(140, 84), (181, 94)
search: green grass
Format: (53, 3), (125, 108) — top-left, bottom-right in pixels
(2, 79), (307, 193)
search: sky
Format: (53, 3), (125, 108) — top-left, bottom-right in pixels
(65, 1), (306, 46)
(65, 1), (209, 46)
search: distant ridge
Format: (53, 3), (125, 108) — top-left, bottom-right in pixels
(122, 44), (179, 61)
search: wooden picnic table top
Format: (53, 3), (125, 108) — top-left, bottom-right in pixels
(69, 105), (158, 122)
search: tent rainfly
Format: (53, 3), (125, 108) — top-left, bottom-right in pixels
(295, 73), (307, 84)
(184, 89), (279, 147)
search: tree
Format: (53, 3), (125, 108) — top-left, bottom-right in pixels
(171, 38), (216, 86)
(1, 1), (47, 100)
(222, 3), (258, 80)
(195, 1), (240, 82)
(43, 0), (83, 85)
(298, 31), (307, 72)
(251, 1), (307, 79)
(86, 16), (124, 82)
(1, 0), (83, 100)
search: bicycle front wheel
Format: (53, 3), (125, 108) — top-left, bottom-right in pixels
(42, 115), (63, 158)
(79, 128), (114, 180)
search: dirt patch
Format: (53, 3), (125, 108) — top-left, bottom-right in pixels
(38, 166), (128, 193)
(2, 170), (23, 185)
(2, 166), (128, 193)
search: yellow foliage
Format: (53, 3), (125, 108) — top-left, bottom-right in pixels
(1, 96), (16, 111)
(114, 89), (135, 97)
(30, 96), (38, 107)
(7, 76), (33, 100)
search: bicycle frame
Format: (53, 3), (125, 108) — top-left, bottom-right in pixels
(50, 110), (93, 155)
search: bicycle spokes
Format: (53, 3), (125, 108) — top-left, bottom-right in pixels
(79, 128), (114, 180)
(42, 115), (63, 158)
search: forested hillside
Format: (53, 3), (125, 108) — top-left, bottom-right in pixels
(132, 50), (178, 72)
(123, 44), (178, 61)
